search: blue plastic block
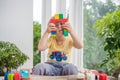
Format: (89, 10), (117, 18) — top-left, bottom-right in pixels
(63, 31), (68, 34)
(51, 31), (56, 34)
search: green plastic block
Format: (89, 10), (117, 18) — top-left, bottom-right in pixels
(63, 29), (68, 31)
(64, 33), (68, 36)
(52, 34), (56, 37)
(63, 31), (68, 36)
(64, 31), (68, 34)
(59, 14), (63, 19)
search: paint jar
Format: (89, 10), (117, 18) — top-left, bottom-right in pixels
(77, 73), (85, 80)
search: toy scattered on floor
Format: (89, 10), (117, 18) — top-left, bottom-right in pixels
(50, 14), (68, 37)
(49, 51), (67, 62)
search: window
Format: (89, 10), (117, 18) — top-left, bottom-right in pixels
(83, 0), (120, 74)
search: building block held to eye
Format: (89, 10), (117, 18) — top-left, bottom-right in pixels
(50, 14), (67, 24)
(50, 19), (68, 24)
(63, 29), (68, 36)
(54, 14), (59, 19)
(50, 14), (68, 37)
(59, 14), (63, 19)
(51, 30), (56, 37)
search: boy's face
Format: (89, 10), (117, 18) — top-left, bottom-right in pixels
(55, 22), (64, 36)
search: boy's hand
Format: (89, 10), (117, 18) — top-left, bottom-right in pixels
(62, 22), (73, 33)
(45, 17), (56, 33)
(45, 23), (56, 33)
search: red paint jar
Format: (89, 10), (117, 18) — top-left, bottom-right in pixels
(99, 73), (107, 80)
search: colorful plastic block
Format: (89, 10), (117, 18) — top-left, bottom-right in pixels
(51, 31), (56, 34)
(61, 19), (67, 23)
(50, 14), (68, 37)
(50, 14), (67, 24)
(63, 29), (68, 36)
(50, 19), (68, 24)
(51, 31), (56, 37)
(59, 14), (63, 19)
(54, 14), (59, 19)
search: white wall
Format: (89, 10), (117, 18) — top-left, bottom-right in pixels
(0, 0), (33, 68)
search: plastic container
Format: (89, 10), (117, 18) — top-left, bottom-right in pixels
(77, 73), (85, 80)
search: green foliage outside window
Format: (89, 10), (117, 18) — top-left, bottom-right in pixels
(33, 21), (41, 66)
(83, 0), (120, 75)
(93, 10), (120, 75)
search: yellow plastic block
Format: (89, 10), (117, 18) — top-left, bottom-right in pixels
(54, 14), (59, 19)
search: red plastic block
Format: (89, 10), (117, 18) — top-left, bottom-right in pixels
(50, 19), (68, 24)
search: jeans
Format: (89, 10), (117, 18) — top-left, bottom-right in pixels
(32, 62), (78, 76)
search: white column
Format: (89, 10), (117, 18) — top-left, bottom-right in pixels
(41, 0), (52, 63)
(69, 0), (83, 68)
(0, 0), (33, 68)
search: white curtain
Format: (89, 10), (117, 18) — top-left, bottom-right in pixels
(41, 0), (52, 63)
(41, 0), (83, 68)
(69, 0), (83, 68)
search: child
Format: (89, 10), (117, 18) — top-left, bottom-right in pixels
(32, 17), (83, 76)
